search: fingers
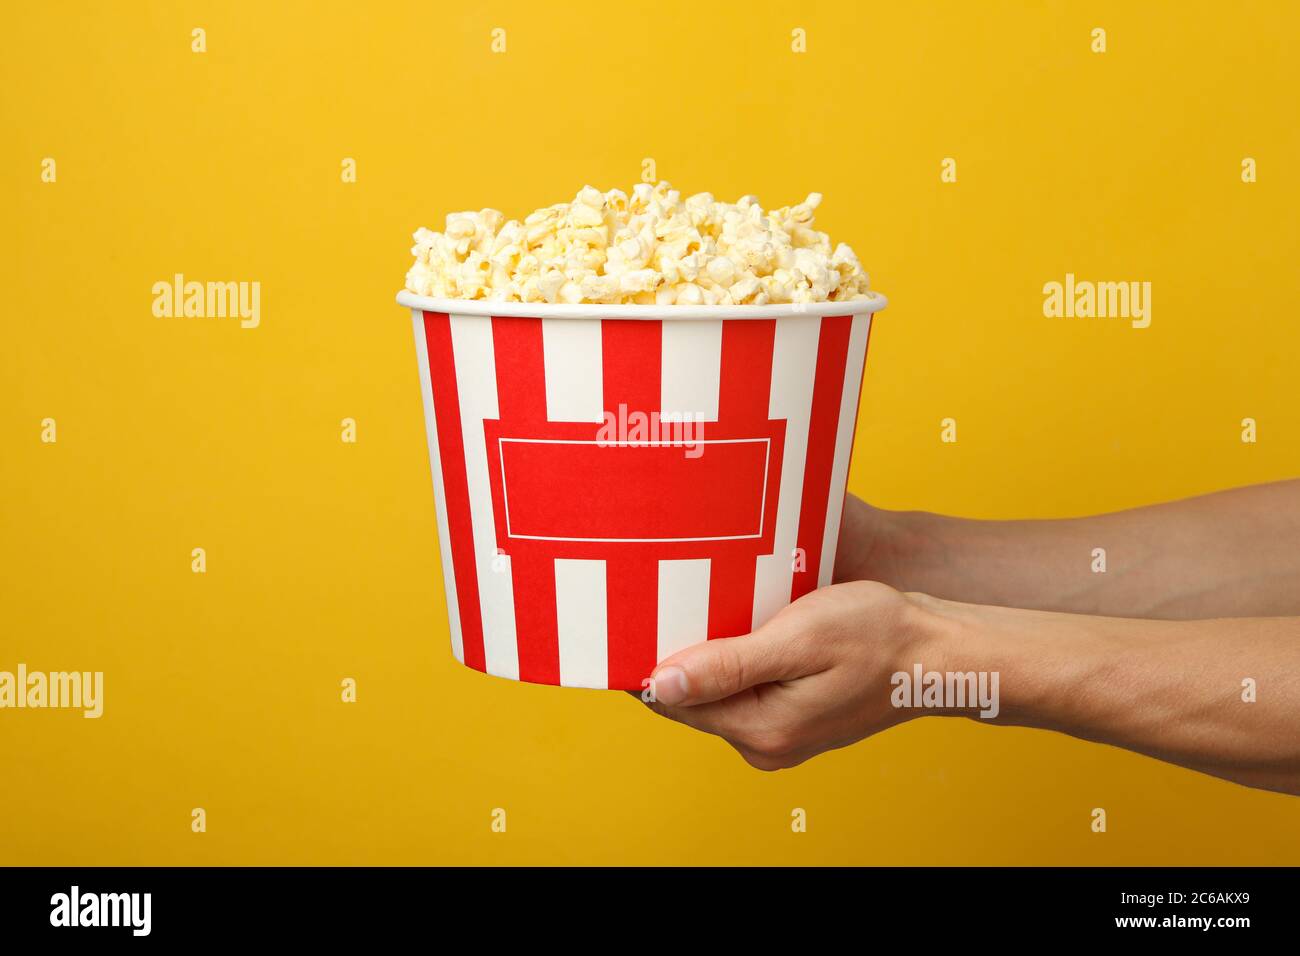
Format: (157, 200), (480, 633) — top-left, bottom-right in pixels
(646, 689), (764, 752)
(643, 687), (812, 772)
(644, 687), (761, 738)
(648, 617), (813, 706)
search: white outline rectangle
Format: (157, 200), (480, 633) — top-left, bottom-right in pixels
(497, 437), (771, 543)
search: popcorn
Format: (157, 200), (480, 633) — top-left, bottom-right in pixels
(405, 182), (872, 305)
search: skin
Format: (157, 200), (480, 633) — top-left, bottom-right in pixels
(640, 479), (1300, 795)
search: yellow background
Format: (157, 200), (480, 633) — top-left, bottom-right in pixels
(4, 0), (1298, 865)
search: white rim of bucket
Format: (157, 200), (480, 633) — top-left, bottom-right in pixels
(396, 290), (887, 321)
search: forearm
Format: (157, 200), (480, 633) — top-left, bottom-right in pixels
(842, 480), (1300, 618)
(921, 597), (1300, 795)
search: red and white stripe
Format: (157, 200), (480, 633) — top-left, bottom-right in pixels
(413, 309), (874, 690)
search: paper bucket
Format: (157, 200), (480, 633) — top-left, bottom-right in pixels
(398, 291), (888, 690)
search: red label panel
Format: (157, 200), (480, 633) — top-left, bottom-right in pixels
(498, 439), (771, 542)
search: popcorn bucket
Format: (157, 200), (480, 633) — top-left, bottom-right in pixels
(398, 291), (888, 690)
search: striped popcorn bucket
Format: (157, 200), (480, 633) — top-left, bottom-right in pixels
(398, 291), (888, 690)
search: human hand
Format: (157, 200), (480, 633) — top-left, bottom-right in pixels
(640, 580), (946, 770)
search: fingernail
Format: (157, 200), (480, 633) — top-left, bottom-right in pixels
(652, 666), (689, 705)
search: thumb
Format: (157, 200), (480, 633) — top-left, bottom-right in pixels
(649, 621), (800, 706)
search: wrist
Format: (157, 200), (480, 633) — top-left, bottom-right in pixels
(900, 595), (1089, 726)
